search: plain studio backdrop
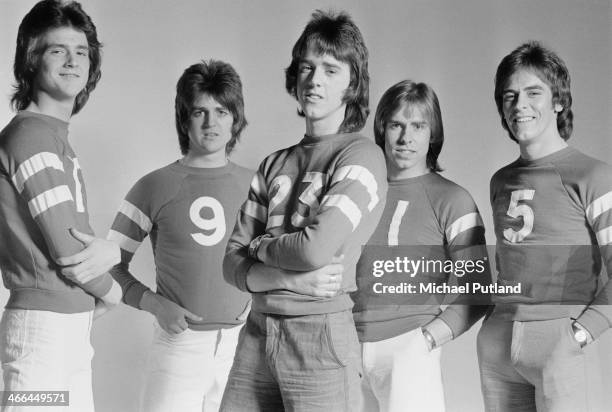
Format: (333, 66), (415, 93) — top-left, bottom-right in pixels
(1, 0), (611, 411)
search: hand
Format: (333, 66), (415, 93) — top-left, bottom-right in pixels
(93, 299), (114, 320)
(58, 228), (121, 283)
(100, 281), (122, 305)
(287, 255), (344, 297)
(92, 282), (121, 320)
(143, 292), (203, 335)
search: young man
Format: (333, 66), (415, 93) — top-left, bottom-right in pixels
(0, 1), (121, 410)
(352, 80), (490, 412)
(106, 60), (254, 412)
(107, 60), (342, 412)
(478, 41), (612, 411)
(221, 10), (387, 412)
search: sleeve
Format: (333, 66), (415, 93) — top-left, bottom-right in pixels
(576, 162), (612, 339)
(106, 177), (155, 308)
(435, 186), (492, 340)
(223, 171), (268, 292)
(5, 123), (112, 297)
(489, 171), (504, 289)
(256, 142), (388, 271)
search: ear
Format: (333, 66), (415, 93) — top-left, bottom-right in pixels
(554, 103), (563, 113)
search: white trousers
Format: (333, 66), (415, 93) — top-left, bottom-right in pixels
(360, 327), (446, 412)
(141, 322), (242, 412)
(0, 309), (94, 412)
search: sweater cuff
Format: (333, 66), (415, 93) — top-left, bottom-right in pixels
(436, 306), (467, 338)
(576, 306), (612, 340)
(82, 273), (114, 298)
(124, 282), (151, 309)
(234, 258), (257, 293)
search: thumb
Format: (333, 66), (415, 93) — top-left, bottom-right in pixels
(182, 308), (203, 322)
(69, 228), (95, 245)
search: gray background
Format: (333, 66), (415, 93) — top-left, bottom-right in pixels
(1, 0), (611, 410)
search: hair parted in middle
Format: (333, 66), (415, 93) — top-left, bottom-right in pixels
(494, 41), (573, 142)
(374, 80), (444, 173)
(175, 59), (247, 156)
(285, 9), (369, 133)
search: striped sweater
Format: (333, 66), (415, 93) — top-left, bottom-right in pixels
(490, 146), (612, 339)
(107, 161), (252, 330)
(0, 111), (114, 313)
(224, 132), (388, 316)
(352, 172), (490, 342)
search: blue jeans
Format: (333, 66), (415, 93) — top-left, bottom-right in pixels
(220, 310), (363, 412)
(477, 316), (589, 412)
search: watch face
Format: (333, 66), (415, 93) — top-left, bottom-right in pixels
(574, 329), (587, 343)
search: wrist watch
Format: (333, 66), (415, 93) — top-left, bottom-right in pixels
(571, 322), (589, 347)
(421, 328), (437, 351)
(248, 234), (270, 260)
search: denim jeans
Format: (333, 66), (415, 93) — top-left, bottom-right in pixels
(0, 309), (94, 412)
(141, 322), (242, 412)
(220, 310), (363, 412)
(360, 327), (445, 412)
(477, 316), (589, 412)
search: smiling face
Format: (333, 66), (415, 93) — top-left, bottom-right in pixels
(185, 92), (233, 163)
(34, 26), (90, 105)
(502, 69), (562, 148)
(384, 103), (431, 180)
(295, 46), (351, 136)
